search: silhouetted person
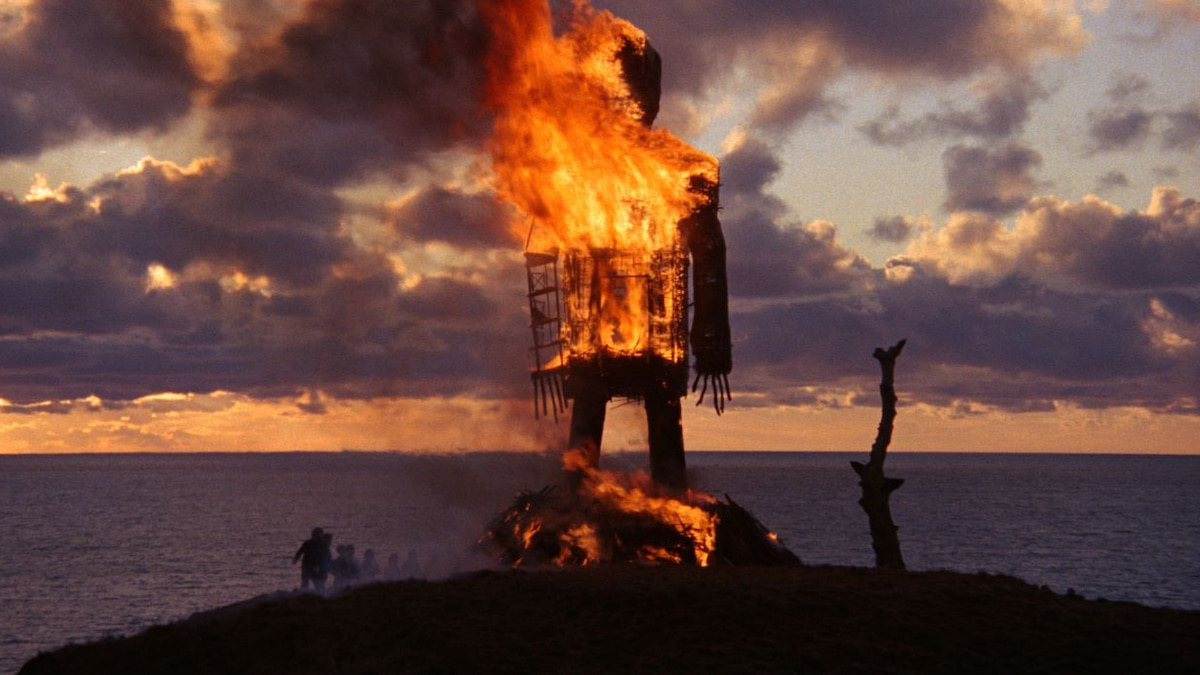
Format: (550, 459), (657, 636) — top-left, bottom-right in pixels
(331, 544), (360, 588)
(384, 553), (401, 580)
(401, 549), (422, 579)
(293, 527), (331, 592)
(360, 549), (380, 583)
(321, 532), (333, 571)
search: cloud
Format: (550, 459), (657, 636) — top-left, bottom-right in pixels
(386, 187), (516, 249)
(210, 0), (489, 186)
(1106, 73), (1151, 102)
(0, 155), (530, 406)
(861, 75), (1045, 145)
(1163, 105), (1200, 151)
(907, 187), (1200, 291)
(1088, 107), (1155, 152)
(726, 188), (1200, 416)
(1144, 0), (1200, 26)
(84, 158), (347, 288)
(1096, 170), (1131, 191)
(943, 142), (1043, 216)
(867, 216), (919, 244)
(595, 0), (1088, 133)
(1086, 97), (1200, 154)
(718, 135), (871, 298)
(730, 271), (1193, 415)
(0, 0), (201, 158)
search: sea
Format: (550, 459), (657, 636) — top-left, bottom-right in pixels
(2, 451), (1198, 672)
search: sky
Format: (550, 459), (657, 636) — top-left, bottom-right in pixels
(1, 0), (1198, 454)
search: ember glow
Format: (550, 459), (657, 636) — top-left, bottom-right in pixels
(487, 449), (719, 567)
(482, 449), (801, 568)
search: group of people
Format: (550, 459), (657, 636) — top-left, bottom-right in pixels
(292, 527), (413, 592)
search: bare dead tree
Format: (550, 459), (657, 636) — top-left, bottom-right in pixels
(851, 339), (907, 569)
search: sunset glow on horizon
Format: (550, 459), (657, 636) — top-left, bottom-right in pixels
(2, 0), (1199, 455)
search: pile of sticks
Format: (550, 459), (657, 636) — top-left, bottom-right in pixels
(482, 487), (800, 567)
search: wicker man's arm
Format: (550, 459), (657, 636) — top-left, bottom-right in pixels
(683, 176), (732, 412)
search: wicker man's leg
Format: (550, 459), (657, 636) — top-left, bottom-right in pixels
(646, 389), (687, 491)
(566, 379), (607, 492)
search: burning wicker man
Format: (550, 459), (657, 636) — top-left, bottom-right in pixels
(483, 3), (731, 494)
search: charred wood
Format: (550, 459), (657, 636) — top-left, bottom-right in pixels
(481, 486), (799, 568)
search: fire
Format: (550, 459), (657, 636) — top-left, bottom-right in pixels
(480, 0), (716, 364)
(485, 450), (721, 567)
(477, 3), (786, 565)
(481, 0), (717, 251)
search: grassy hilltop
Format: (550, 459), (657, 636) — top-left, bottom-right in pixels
(21, 565), (1200, 674)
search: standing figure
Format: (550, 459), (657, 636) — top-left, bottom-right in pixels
(384, 552), (401, 580)
(293, 527), (331, 592)
(360, 548), (380, 583)
(524, 38), (731, 493)
(330, 544), (360, 589)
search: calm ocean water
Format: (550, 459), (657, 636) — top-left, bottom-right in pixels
(2, 451), (1198, 672)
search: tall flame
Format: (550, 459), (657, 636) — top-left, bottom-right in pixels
(480, 0), (717, 253)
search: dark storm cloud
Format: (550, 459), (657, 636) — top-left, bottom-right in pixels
(396, 276), (499, 324)
(212, 0), (489, 186)
(721, 182), (1200, 415)
(1163, 105), (1200, 152)
(387, 187), (515, 249)
(0, 188), (202, 338)
(1085, 95), (1200, 155)
(861, 76), (1044, 146)
(868, 216), (916, 244)
(0, 0), (200, 158)
(1096, 170), (1131, 191)
(81, 160), (346, 288)
(732, 256), (1193, 415)
(718, 136), (785, 194)
(943, 143), (1043, 216)
(0, 157), (528, 406)
(719, 136), (871, 298)
(0, 0), (547, 410)
(596, 0), (1085, 132)
(1088, 107), (1155, 153)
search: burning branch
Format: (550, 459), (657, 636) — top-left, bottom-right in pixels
(482, 453), (799, 568)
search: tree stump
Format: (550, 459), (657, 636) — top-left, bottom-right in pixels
(850, 339), (907, 570)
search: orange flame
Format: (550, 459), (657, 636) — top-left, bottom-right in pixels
(480, 0), (716, 249)
(481, 0), (714, 364)
(579, 463), (718, 566)
(497, 449), (720, 567)
(483, 452), (799, 568)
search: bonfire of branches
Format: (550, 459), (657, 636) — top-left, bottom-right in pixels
(482, 485), (800, 568)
